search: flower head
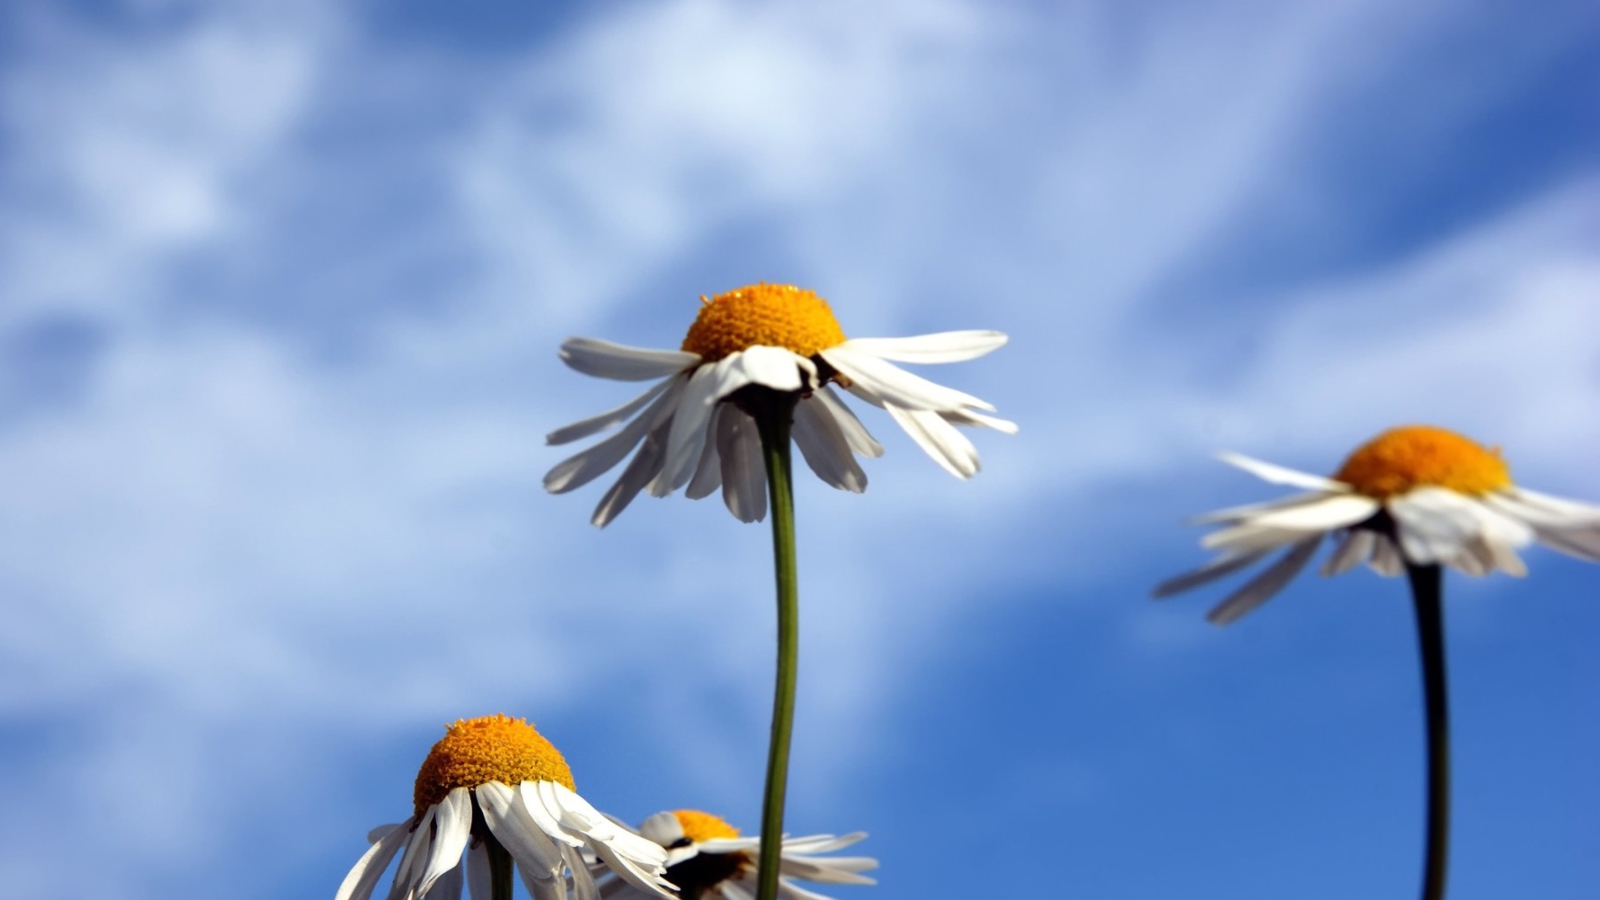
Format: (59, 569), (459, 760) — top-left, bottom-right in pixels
(335, 714), (673, 900)
(1156, 425), (1600, 624)
(592, 809), (877, 900)
(545, 283), (1015, 526)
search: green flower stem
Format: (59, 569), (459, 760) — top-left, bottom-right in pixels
(1406, 562), (1450, 900)
(754, 399), (800, 900)
(485, 830), (515, 900)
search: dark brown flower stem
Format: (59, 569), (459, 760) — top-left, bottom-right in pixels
(482, 829), (515, 900)
(752, 395), (800, 900)
(1406, 562), (1450, 900)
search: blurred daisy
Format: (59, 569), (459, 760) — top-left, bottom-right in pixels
(335, 714), (674, 900)
(593, 809), (877, 900)
(1157, 425), (1600, 624)
(545, 283), (1014, 526)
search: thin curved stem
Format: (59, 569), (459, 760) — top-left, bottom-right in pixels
(1406, 562), (1450, 900)
(753, 400), (800, 900)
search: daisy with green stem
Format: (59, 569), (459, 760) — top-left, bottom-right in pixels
(1156, 425), (1600, 900)
(547, 283), (1012, 900)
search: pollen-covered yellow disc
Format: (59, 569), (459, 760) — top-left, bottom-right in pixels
(1334, 425), (1512, 500)
(681, 284), (846, 361)
(672, 809), (742, 842)
(413, 714), (575, 815)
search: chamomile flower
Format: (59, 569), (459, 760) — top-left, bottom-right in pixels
(335, 714), (674, 900)
(545, 283), (1014, 526)
(1157, 425), (1600, 624)
(593, 809), (877, 900)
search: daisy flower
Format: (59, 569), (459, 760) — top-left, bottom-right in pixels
(335, 714), (674, 900)
(593, 809), (877, 900)
(1156, 425), (1600, 624)
(545, 283), (1015, 526)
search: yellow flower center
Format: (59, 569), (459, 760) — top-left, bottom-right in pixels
(672, 809), (742, 843)
(1333, 425), (1512, 500)
(680, 283), (847, 361)
(413, 714), (575, 816)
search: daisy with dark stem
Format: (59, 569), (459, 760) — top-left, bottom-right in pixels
(335, 714), (675, 900)
(547, 284), (1010, 900)
(593, 810), (878, 900)
(1157, 425), (1600, 900)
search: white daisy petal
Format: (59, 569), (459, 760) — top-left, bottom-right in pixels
(812, 386), (883, 457)
(519, 783), (584, 849)
(416, 788), (474, 896)
(736, 345), (807, 391)
(547, 380), (673, 446)
(464, 841), (492, 900)
(685, 405), (727, 500)
(1152, 549), (1273, 598)
(652, 362), (727, 497)
(590, 430), (669, 527)
(778, 855), (878, 884)
(560, 338), (700, 381)
(1321, 529), (1374, 577)
(387, 806), (437, 900)
(337, 818), (415, 900)
(1238, 494), (1378, 532)
(939, 407), (1019, 434)
(1207, 536), (1322, 625)
(1369, 534), (1405, 576)
(821, 344), (996, 412)
(718, 410), (767, 523)
(545, 378), (686, 494)
(774, 880), (842, 900)
(886, 404), (980, 478)
(794, 395), (868, 492)
(837, 330), (1008, 363)
(722, 881), (756, 900)
(423, 863), (464, 900)
(1503, 487), (1600, 522)
(368, 823), (407, 844)
(1533, 525), (1600, 562)
(1200, 522), (1314, 555)
(773, 834), (867, 855)
(1217, 452), (1350, 492)
(563, 844), (601, 900)
(637, 813), (685, 848)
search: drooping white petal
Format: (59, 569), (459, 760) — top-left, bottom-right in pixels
(821, 345), (995, 412)
(1369, 534), (1405, 576)
(546, 378), (686, 494)
(794, 395), (868, 492)
(590, 430), (669, 527)
(563, 844), (601, 900)
(718, 409), (767, 523)
(657, 356), (748, 495)
(476, 782), (567, 881)
(1152, 549), (1273, 598)
(778, 853), (878, 884)
(337, 818), (415, 900)
(1217, 452), (1350, 492)
(812, 386), (883, 457)
(387, 805), (438, 900)
(685, 404), (726, 500)
(560, 338), (699, 381)
(547, 380), (673, 446)
(1200, 522), (1313, 555)
(1207, 536), (1322, 625)
(547, 786), (671, 898)
(1502, 487), (1600, 523)
(423, 863), (464, 900)
(836, 330), (1008, 363)
(416, 788), (474, 897)
(775, 834), (868, 855)
(1532, 524), (1600, 562)
(1321, 529), (1374, 576)
(772, 879), (841, 900)
(1484, 492), (1600, 562)
(886, 404), (980, 477)
(518, 783), (585, 849)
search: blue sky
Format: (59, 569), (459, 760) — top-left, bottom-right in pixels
(1, 0), (1597, 897)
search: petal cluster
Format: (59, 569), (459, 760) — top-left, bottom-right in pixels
(546, 323), (1014, 526)
(1157, 446), (1600, 624)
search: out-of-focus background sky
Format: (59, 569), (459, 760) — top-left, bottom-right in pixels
(1, 0), (1597, 897)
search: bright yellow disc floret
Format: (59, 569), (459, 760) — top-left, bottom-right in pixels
(413, 714), (575, 816)
(681, 284), (847, 361)
(672, 809), (742, 842)
(1334, 425), (1512, 500)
